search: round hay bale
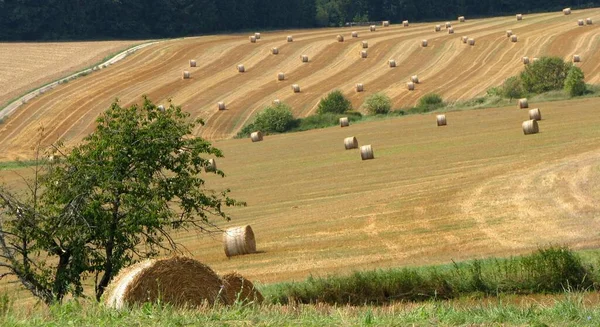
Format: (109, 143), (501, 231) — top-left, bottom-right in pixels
(586, 18), (593, 25)
(461, 36), (468, 44)
(563, 8), (571, 15)
(273, 99), (281, 105)
(157, 105), (165, 112)
(445, 22), (452, 29)
(511, 35), (518, 42)
(218, 102), (226, 111)
(254, 32), (261, 39)
(516, 14), (523, 21)
(237, 64), (245, 73)
(437, 114), (447, 126)
(344, 136), (358, 150)
(360, 50), (368, 58)
(435, 25), (441, 32)
(205, 159), (217, 172)
(518, 98), (528, 109)
(223, 225), (257, 257)
(468, 38), (475, 46)
(182, 71), (190, 79)
(351, 31), (359, 38)
(389, 59), (397, 67)
(370, 25), (377, 32)
(529, 108), (542, 121)
(301, 55), (309, 63)
(422, 39), (428, 47)
(356, 83), (364, 92)
(458, 16), (465, 22)
(573, 55), (581, 62)
(506, 30), (513, 37)
(578, 19), (584, 26)
(382, 21), (390, 27)
(249, 35), (257, 43)
(277, 72), (285, 81)
(522, 120), (539, 135)
(403, 20), (409, 27)
(337, 34), (345, 42)
(411, 75), (419, 84)
(291, 84), (300, 93)
(103, 256), (225, 309)
(407, 81), (415, 91)
(522, 56), (530, 64)
(189, 60), (197, 67)
(251, 131), (263, 142)
(532, 57), (539, 62)
(340, 117), (349, 127)
(272, 47), (279, 55)
(448, 27), (454, 34)
(362, 41), (369, 49)
(222, 272), (264, 304)
(287, 35), (294, 42)
(360, 145), (374, 160)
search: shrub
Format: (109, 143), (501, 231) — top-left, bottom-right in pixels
(363, 93), (391, 115)
(253, 103), (297, 134)
(418, 93), (444, 108)
(295, 112), (362, 131)
(501, 76), (524, 100)
(317, 90), (352, 115)
(564, 66), (586, 97)
(520, 57), (571, 94)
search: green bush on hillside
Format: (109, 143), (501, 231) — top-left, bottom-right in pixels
(317, 90), (353, 114)
(295, 111), (362, 131)
(564, 66), (586, 97)
(363, 93), (391, 115)
(520, 57), (572, 94)
(238, 103), (297, 137)
(501, 76), (524, 100)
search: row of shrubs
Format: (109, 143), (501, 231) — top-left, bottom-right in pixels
(262, 247), (597, 305)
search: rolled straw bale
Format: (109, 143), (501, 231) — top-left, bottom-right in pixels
(422, 39), (428, 47)
(506, 30), (513, 37)
(382, 21), (390, 27)
(468, 38), (475, 46)
(407, 81), (415, 90)
(517, 14), (523, 20)
(356, 83), (364, 92)
(237, 64), (245, 73)
(511, 35), (518, 42)
(532, 57), (539, 62)
(403, 20), (409, 27)
(222, 272), (264, 304)
(586, 18), (593, 25)
(522, 56), (530, 64)
(522, 120), (539, 135)
(344, 136), (358, 150)
(301, 55), (309, 63)
(223, 225), (256, 257)
(340, 117), (349, 127)
(362, 41), (369, 48)
(437, 114), (447, 126)
(205, 159), (217, 172)
(249, 35), (256, 43)
(360, 50), (368, 58)
(182, 71), (190, 79)
(277, 72), (285, 81)
(389, 59), (397, 67)
(254, 32), (261, 39)
(370, 25), (377, 31)
(251, 131), (263, 142)
(578, 19), (584, 26)
(445, 22), (452, 28)
(337, 34), (345, 42)
(291, 84), (300, 93)
(103, 256), (225, 309)
(529, 108), (542, 121)
(273, 99), (281, 105)
(272, 47), (279, 55)
(563, 8), (571, 15)
(157, 105), (165, 112)
(287, 35), (294, 42)
(218, 102), (226, 110)
(458, 16), (465, 22)
(411, 75), (419, 83)
(435, 25), (441, 32)
(461, 36), (468, 43)
(189, 59), (197, 67)
(360, 145), (374, 160)
(518, 98), (529, 109)
(448, 27), (454, 34)
(352, 31), (359, 38)
(573, 55), (581, 62)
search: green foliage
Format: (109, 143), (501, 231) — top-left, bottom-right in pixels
(502, 76), (524, 100)
(294, 112), (362, 131)
(520, 57), (572, 94)
(363, 93), (392, 115)
(240, 103), (297, 137)
(418, 93), (444, 109)
(564, 66), (586, 97)
(316, 90), (352, 115)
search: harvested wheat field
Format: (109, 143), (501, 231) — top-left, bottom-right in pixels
(1, 9), (600, 160)
(0, 41), (140, 109)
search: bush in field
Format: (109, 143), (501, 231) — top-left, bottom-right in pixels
(363, 93), (391, 115)
(564, 66), (586, 97)
(520, 57), (571, 94)
(317, 90), (352, 114)
(501, 76), (524, 100)
(251, 103), (297, 134)
(418, 93), (444, 109)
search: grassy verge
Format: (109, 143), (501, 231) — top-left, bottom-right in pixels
(0, 160), (37, 171)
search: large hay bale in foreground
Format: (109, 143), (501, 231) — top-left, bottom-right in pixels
(403, 20), (409, 27)
(360, 145), (374, 160)
(344, 136), (358, 149)
(157, 105), (165, 112)
(522, 120), (539, 135)
(340, 117), (349, 127)
(301, 55), (309, 63)
(382, 21), (390, 27)
(506, 30), (513, 37)
(511, 35), (518, 42)
(254, 32), (261, 39)
(362, 41), (369, 49)
(182, 71), (190, 79)
(251, 131), (263, 142)
(218, 101), (226, 111)
(586, 18), (593, 25)
(287, 35), (294, 42)
(522, 56), (530, 64)
(435, 25), (441, 32)
(573, 55), (581, 62)
(407, 81), (415, 91)
(518, 98), (529, 109)
(448, 27), (454, 34)
(237, 64), (245, 73)
(205, 159), (217, 172)
(291, 84), (300, 93)
(277, 72), (285, 81)
(223, 225), (257, 257)
(468, 38), (475, 46)
(356, 83), (364, 92)
(458, 16), (465, 22)
(272, 47), (279, 55)
(411, 75), (419, 84)
(352, 31), (359, 38)
(445, 22), (452, 29)
(578, 19), (584, 26)
(517, 14), (523, 21)
(249, 35), (257, 43)
(103, 256), (225, 309)
(370, 25), (377, 31)
(529, 108), (542, 121)
(337, 34), (345, 42)
(461, 36), (468, 44)
(222, 272), (264, 304)
(422, 39), (428, 47)
(360, 50), (368, 58)
(389, 59), (397, 67)
(437, 114), (447, 126)
(189, 59), (197, 67)
(563, 8), (571, 15)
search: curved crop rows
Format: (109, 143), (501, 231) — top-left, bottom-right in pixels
(1, 9), (600, 160)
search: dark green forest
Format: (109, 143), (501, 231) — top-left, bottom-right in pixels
(0, 0), (597, 41)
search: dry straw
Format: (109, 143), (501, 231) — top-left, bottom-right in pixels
(360, 145), (374, 160)
(251, 131), (263, 142)
(356, 83), (364, 92)
(422, 39), (428, 47)
(301, 55), (309, 63)
(344, 136), (358, 149)
(249, 35), (256, 43)
(461, 36), (468, 43)
(529, 108), (542, 121)
(389, 59), (397, 67)
(511, 35), (518, 42)
(287, 35), (293, 42)
(362, 41), (369, 48)
(292, 84), (300, 93)
(468, 38), (475, 46)
(435, 25), (441, 32)
(277, 72), (285, 81)
(573, 55), (581, 62)
(506, 30), (513, 37)
(407, 81), (415, 90)
(103, 256), (225, 309)
(340, 117), (349, 127)
(255, 32), (261, 39)
(517, 14), (523, 20)
(578, 19), (584, 26)
(458, 16), (465, 22)
(522, 56), (530, 64)
(205, 159), (217, 172)
(522, 120), (539, 135)
(563, 8), (571, 15)
(223, 225), (257, 257)
(445, 22), (452, 28)
(586, 18), (593, 25)
(370, 25), (377, 31)
(273, 99), (281, 105)
(360, 50), (368, 58)
(182, 71), (190, 79)
(237, 64), (245, 73)
(437, 114), (447, 126)
(352, 31), (359, 37)
(403, 20), (409, 27)
(157, 105), (165, 112)
(448, 27), (454, 34)
(382, 21), (390, 27)
(222, 272), (264, 304)
(272, 47), (279, 55)
(518, 98), (529, 109)
(337, 34), (345, 42)
(411, 75), (419, 83)
(218, 102), (226, 110)
(189, 59), (197, 67)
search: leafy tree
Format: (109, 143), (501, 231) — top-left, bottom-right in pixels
(418, 93), (444, 109)
(317, 90), (353, 115)
(520, 57), (572, 94)
(252, 103), (297, 134)
(564, 66), (586, 97)
(501, 76), (524, 100)
(363, 93), (392, 115)
(0, 98), (243, 304)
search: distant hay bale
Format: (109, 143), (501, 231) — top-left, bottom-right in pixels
(458, 16), (465, 22)
(103, 256), (225, 309)
(360, 50), (368, 58)
(448, 27), (454, 34)
(586, 18), (593, 25)
(370, 25), (377, 31)
(272, 47), (279, 55)
(223, 225), (256, 257)
(249, 35), (257, 43)
(422, 39), (428, 47)
(435, 25), (441, 32)
(340, 117), (349, 127)
(277, 72), (285, 81)
(532, 57), (539, 62)
(254, 32), (261, 39)
(222, 272), (264, 304)
(522, 56), (530, 64)
(157, 105), (165, 112)
(411, 75), (419, 83)
(389, 59), (396, 67)
(403, 20), (409, 27)
(445, 22), (452, 28)
(468, 38), (475, 46)
(273, 99), (281, 105)
(205, 159), (217, 172)
(437, 114), (447, 126)
(337, 34), (345, 42)
(382, 21), (390, 27)
(189, 60), (197, 67)
(407, 81), (415, 91)
(461, 36), (468, 43)
(529, 108), (542, 121)
(517, 14), (523, 20)
(360, 145), (374, 160)
(344, 136), (358, 149)
(218, 102), (226, 110)
(237, 64), (245, 73)
(506, 30), (513, 37)
(301, 55), (309, 63)
(352, 31), (359, 38)
(356, 83), (364, 92)
(291, 84), (300, 93)
(578, 19), (584, 26)
(573, 55), (581, 62)
(182, 71), (190, 79)
(511, 35), (518, 42)
(563, 8), (571, 15)
(287, 35), (294, 42)
(362, 41), (369, 48)
(518, 98), (529, 109)
(522, 120), (539, 135)
(251, 131), (263, 142)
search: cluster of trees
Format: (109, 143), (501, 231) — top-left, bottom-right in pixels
(2, 0), (598, 40)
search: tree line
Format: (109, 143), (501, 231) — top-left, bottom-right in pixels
(0, 0), (597, 40)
